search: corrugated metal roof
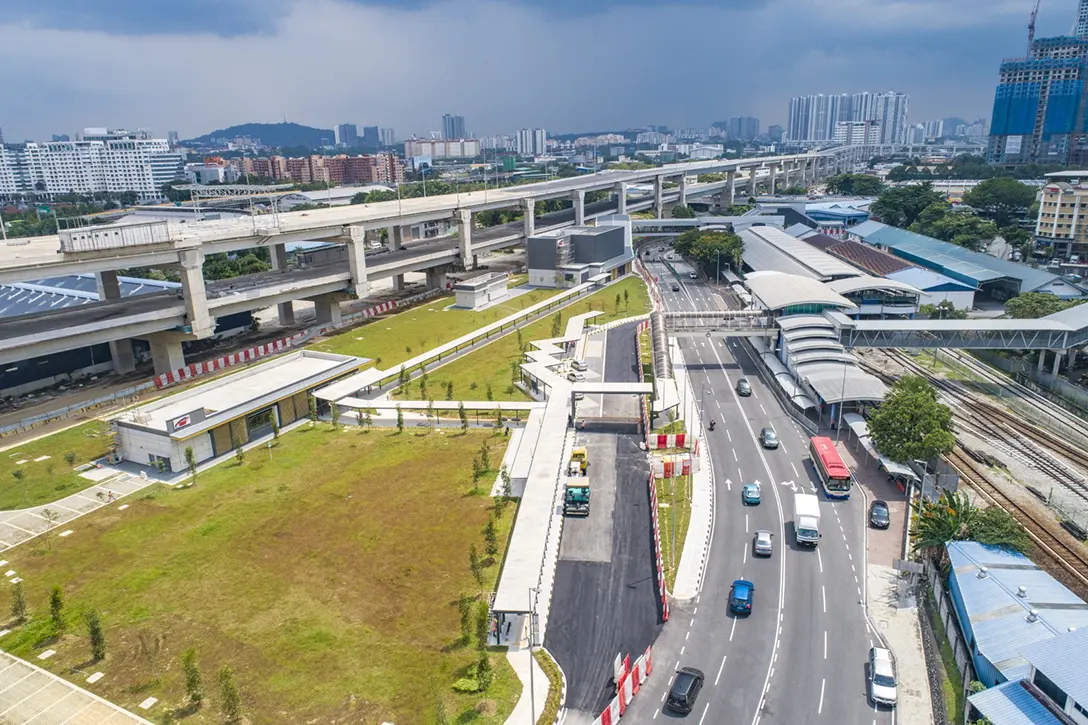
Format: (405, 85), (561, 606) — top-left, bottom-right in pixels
(969, 680), (1066, 725)
(0, 274), (179, 318)
(747, 226), (862, 281)
(741, 229), (822, 279)
(776, 314), (837, 331)
(826, 275), (921, 296)
(854, 222), (1070, 294)
(793, 361), (888, 403)
(885, 267), (978, 292)
(1019, 627), (1088, 706)
(826, 239), (915, 276)
(745, 272), (856, 312)
(947, 541), (1088, 682)
(802, 234), (842, 251)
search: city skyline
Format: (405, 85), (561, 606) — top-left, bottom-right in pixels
(1, 0), (1075, 142)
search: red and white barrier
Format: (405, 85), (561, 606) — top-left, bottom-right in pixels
(647, 471), (670, 621)
(653, 454), (693, 479)
(593, 647), (654, 725)
(649, 433), (688, 449)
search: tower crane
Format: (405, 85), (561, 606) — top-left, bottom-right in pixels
(1028, 0), (1042, 53)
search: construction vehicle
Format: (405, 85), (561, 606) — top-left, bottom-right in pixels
(570, 447), (589, 474)
(564, 478), (591, 516)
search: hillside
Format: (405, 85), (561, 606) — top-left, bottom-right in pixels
(186, 122), (335, 149)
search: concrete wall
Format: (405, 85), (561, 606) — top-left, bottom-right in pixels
(572, 227), (625, 264)
(117, 425), (173, 469)
(172, 433), (214, 472)
(529, 269), (562, 288)
(526, 236), (559, 271)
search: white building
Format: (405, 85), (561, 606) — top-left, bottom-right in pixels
(184, 162), (240, 185)
(833, 120), (883, 146)
(670, 143), (724, 159)
(0, 128), (183, 200)
(516, 128), (548, 156)
(403, 138), (481, 159)
(871, 92), (909, 144)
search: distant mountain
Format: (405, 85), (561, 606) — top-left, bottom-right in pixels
(185, 122), (336, 149)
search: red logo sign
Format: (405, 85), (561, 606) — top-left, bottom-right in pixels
(172, 414), (192, 430)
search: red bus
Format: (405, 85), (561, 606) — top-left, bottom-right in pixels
(809, 436), (852, 499)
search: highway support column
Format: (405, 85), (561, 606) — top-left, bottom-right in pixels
(269, 242), (295, 326)
(457, 209), (475, 270)
(724, 170), (737, 209)
(427, 265), (450, 290)
(747, 166), (758, 198)
(146, 333), (186, 377)
(94, 270), (136, 374)
(616, 183), (627, 215)
(344, 225), (370, 299)
(523, 198), (536, 238)
(678, 175), (688, 206)
(767, 163), (778, 196)
(178, 248), (214, 338)
(573, 189), (586, 226)
(312, 294), (344, 328)
(653, 176), (664, 218)
(390, 226), (406, 291)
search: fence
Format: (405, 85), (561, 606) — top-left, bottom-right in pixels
(0, 382), (156, 439)
(646, 470), (670, 622)
(923, 561), (976, 725)
(971, 349), (1088, 422)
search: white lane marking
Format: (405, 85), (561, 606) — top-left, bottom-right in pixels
(822, 585), (827, 613)
(760, 403), (767, 414)
(737, 468), (742, 482)
(849, 553), (853, 561)
(680, 645), (686, 656)
(818, 678), (826, 714)
(699, 703), (710, 725)
(715, 655), (728, 685)
(746, 513), (749, 533)
(791, 462), (798, 477)
(694, 607), (698, 615)
(727, 429), (732, 442)
(653, 710), (659, 720)
(824, 630), (828, 659)
(661, 691), (668, 703)
(855, 574), (859, 583)
(818, 549), (824, 573)
(733, 448), (738, 461)
(730, 617), (737, 642)
(743, 545), (748, 564)
(780, 441), (787, 454)
(686, 630), (690, 640)
(727, 478), (732, 491)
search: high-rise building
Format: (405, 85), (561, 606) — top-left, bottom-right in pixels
(767, 125), (783, 143)
(923, 120), (945, 140)
(988, 31), (1088, 166)
(404, 138), (480, 159)
(1077, 0), (1088, 38)
(871, 92), (909, 144)
(442, 114), (466, 140)
(379, 128), (396, 147)
(787, 91), (907, 143)
(0, 128), (183, 200)
(167, 130), (179, 148)
(727, 116), (760, 141)
(336, 123), (359, 147)
(834, 120), (883, 146)
(515, 128), (547, 156)
(362, 126), (379, 148)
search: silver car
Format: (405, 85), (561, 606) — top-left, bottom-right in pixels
(868, 647), (898, 707)
(753, 530), (774, 557)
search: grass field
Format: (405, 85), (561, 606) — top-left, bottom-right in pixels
(310, 286), (565, 371)
(0, 421), (114, 510)
(657, 474), (692, 592)
(393, 276), (652, 403)
(2, 425), (521, 724)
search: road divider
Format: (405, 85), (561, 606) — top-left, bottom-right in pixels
(592, 647), (653, 725)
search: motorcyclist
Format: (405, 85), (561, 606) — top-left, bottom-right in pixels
(709, 419), (716, 431)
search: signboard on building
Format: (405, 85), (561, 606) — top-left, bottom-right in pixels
(1005, 136), (1023, 155)
(171, 414), (192, 430)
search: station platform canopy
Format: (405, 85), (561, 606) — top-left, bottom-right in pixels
(794, 360), (887, 403)
(746, 272), (856, 313)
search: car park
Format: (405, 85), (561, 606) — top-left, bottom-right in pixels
(753, 530), (773, 556)
(868, 647), (898, 707)
(730, 579), (754, 614)
(759, 427), (778, 449)
(741, 482), (761, 505)
(736, 378), (752, 396)
(666, 667), (705, 714)
(869, 500), (890, 529)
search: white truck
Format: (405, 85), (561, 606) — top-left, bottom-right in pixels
(794, 492), (822, 547)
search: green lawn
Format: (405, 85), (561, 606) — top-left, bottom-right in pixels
(393, 276), (651, 403)
(0, 421), (114, 510)
(3, 426), (520, 725)
(310, 286), (565, 371)
(657, 473), (692, 592)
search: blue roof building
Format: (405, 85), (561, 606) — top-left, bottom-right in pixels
(945, 541), (1088, 687)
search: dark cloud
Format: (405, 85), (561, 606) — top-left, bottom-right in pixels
(4, 0), (283, 35)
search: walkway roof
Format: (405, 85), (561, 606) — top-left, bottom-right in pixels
(885, 266), (977, 293)
(775, 314), (836, 331)
(793, 361), (887, 403)
(751, 342), (817, 409)
(825, 275), (921, 296)
(746, 226), (862, 281)
(746, 272), (856, 312)
(969, 681), (1065, 725)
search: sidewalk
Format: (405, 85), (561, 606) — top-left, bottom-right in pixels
(867, 565), (935, 725)
(505, 648), (551, 725)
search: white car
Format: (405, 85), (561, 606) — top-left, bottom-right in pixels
(868, 647), (898, 707)
(688, 272), (698, 279)
(572, 359), (589, 372)
(568, 371), (586, 382)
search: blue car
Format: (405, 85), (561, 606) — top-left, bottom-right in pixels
(730, 579), (755, 615)
(741, 483), (761, 505)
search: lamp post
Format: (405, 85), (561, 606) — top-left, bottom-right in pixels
(528, 586), (538, 724)
(835, 351), (849, 442)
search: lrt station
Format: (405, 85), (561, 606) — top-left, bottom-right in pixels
(661, 221), (1088, 427)
(0, 149), (841, 399)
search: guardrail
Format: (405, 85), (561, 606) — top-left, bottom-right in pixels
(0, 382), (157, 439)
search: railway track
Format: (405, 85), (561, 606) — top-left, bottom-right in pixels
(945, 448), (1088, 593)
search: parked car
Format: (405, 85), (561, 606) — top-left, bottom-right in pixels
(868, 647), (898, 707)
(567, 371), (586, 382)
(667, 667), (705, 714)
(759, 427), (778, 449)
(572, 359), (589, 372)
(730, 579), (755, 614)
(869, 500), (891, 529)
(736, 378), (752, 396)
(741, 482), (761, 505)
(753, 530), (774, 557)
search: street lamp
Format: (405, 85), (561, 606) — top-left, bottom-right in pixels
(528, 586), (538, 724)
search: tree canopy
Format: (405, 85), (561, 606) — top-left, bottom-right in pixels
(824, 173), (885, 196)
(920, 300), (968, 320)
(912, 490), (1030, 556)
(671, 204), (697, 219)
(870, 182), (948, 228)
(1004, 292), (1087, 319)
(886, 154), (1065, 182)
(673, 228), (744, 274)
(910, 207), (998, 252)
(962, 177), (1037, 227)
(868, 375), (956, 464)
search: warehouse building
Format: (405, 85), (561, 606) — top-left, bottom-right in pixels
(112, 350), (359, 472)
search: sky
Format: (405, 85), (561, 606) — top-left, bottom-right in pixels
(0, 0), (1080, 142)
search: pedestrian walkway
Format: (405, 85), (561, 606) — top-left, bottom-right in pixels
(0, 471), (153, 551)
(0, 649), (153, 724)
(505, 648), (551, 725)
(867, 565), (935, 725)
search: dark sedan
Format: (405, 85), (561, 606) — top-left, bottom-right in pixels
(869, 500), (891, 529)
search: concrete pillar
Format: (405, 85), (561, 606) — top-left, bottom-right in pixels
(522, 198), (536, 238)
(148, 335), (185, 377)
(573, 189), (586, 226)
(93, 271), (136, 373)
(269, 242), (295, 326)
(1052, 350), (1063, 382)
(726, 170), (737, 208)
(95, 270), (121, 301)
(747, 167), (758, 197)
(392, 275), (405, 291)
(344, 225), (369, 298)
(768, 163), (778, 196)
(678, 175), (688, 206)
(313, 294), (343, 327)
(615, 183), (627, 215)
(391, 225), (405, 251)
(457, 209), (474, 270)
(653, 176), (664, 217)
(1038, 350), (1048, 373)
(426, 266), (449, 290)
(178, 248), (214, 338)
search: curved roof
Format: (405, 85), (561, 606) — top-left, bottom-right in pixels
(746, 272), (857, 312)
(794, 361), (888, 403)
(825, 275), (921, 296)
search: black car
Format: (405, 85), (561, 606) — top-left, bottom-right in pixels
(736, 378), (752, 396)
(672, 284), (681, 292)
(759, 427), (778, 449)
(667, 667), (705, 714)
(870, 500), (891, 529)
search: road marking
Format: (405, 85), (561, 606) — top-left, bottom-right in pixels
(699, 703), (710, 725)
(743, 546), (748, 564)
(694, 607), (698, 615)
(818, 549), (824, 573)
(680, 646), (685, 656)
(760, 403), (767, 414)
(727, 429), (732, 442)
(733, 448), (738, 461)
(818, 678), (826, 714)
(676, 659), (681, 670)
(661, 691), (667, 703)
(686, 630), (690, 640)
(737, 468), (742, 482)
(715, 655), (727, 685)
(746, 513), (749, 533)
(730, 617), (737, 642)
(849, 553), (853, 561)
(791, 462), (798, 477)
(855, 573), (859, 583)
(824, 630), (828, 659)
(822, 585), (826, 613)
(858, 586), (863, 596)
(653, 710), (659, 720)
(845, 542), (849, 551)
(780, 441), (787, 454)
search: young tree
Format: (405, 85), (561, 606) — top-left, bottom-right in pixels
(218, 666), (242, 723)
(85, 609), (106, 661)
(64, 452), (77, 466)
(458, 594), (473, 645)
(399, 365), (409, 388)
(330, 403), (341, 431)
(234, 446), (245, 465)
(184, 446), (197, 484)
(624, 288), (630, 311)
(445, 381), (454, 401)
(458, 401), (469, 432)
(476, 650), (493, 691)
(11, 470), (24, 483)
(550, 311), (563, 337)
(469, 545), (483, 584)
(500, 464), (512, 500)
(271, 418), (280, 442)
(49, 586), (64, 633)
(182, 647), (204, 705)
(484, 516), (498, 559)
(615, 292), (622, 313)
(474, 600), (490, 648)
(868, 375), (955, 464)
(486, 382), (494, 401)
(472, 457), (483, 493)
(516, 328), (524, 351)
(479, 441), (491, 471)
(10, 582), (26, 623)
(426, 399), (436, 426)
(308, 395), (318, 424)
(362, 407), (374, 431)
(396, 404), (404, 433)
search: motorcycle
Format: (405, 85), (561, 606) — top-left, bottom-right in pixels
(709, 419), (716, 431)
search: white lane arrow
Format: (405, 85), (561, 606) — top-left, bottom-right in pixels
(779, 479), (798, 492)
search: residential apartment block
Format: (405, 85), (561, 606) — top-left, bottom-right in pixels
(236, 153), (403, 185)
(1035, 170), (1088, 257)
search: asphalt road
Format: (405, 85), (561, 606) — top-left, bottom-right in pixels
(546, 322), (662, 718)
(620, 257), (892, 725)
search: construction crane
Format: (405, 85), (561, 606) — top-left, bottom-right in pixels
(1028, 0), (1042, 53)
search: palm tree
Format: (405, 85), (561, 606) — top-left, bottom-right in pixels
(911, 490), (978, 558)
